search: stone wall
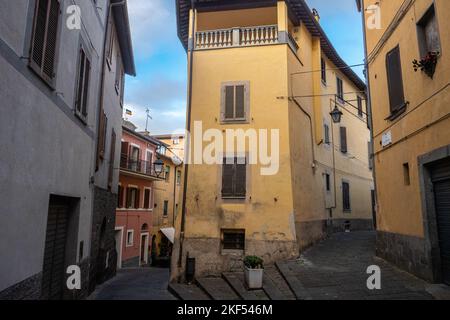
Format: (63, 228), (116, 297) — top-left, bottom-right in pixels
(376, 231), (434, 282)
(88, 187), (118, 294)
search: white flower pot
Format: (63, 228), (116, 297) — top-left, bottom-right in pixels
(244, 267), (264, 289)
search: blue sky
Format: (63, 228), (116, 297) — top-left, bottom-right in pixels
(124, 0), (364, 134)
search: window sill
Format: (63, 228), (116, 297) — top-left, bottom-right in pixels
(221, 249), (244, 256)
(385, 103), (408, 121)
(220, 119), (250, 125)
(74, 110), (88, 125)
(222, 196), (246, 201)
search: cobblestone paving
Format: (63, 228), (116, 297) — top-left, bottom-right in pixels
(89, 268), (177, 300)
(283, 231), (434, 300)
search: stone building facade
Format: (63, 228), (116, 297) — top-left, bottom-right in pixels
(0, 0), (135, 299)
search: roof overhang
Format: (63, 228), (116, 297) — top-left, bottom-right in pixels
(112, 0), (136, 76)
(176, 0), (366, 91)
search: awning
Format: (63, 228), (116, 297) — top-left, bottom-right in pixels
(160, 228), (175, 244)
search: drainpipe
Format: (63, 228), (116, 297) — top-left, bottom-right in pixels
(360, 0), (379, 227)
(328, 98), (338, 221)
(172, 164), (180, 228)
(289, 74), (317, 173)
(178, 0), (196, 270)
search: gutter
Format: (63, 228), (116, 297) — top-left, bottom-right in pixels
(178, 0), (197, 270)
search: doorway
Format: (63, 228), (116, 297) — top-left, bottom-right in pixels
(41, 196), (70, 300)
(430, 159), (450, 285)
(115, 227), (123, 269)
(140, 233), (149, 266)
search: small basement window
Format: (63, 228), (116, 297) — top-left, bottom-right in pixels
(222, 229), (245, 250)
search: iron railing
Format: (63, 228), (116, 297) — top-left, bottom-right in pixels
(120, 154), (162, 178)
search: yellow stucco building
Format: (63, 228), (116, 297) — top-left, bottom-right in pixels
(146, 135), (183, 266)
(358, 0), (450, 284)
(172, 0), (374, 280)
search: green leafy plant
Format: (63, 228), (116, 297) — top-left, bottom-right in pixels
(244, 256), (264, 269)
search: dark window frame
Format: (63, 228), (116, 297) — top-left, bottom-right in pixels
(385, 45), (407, 119)
(222, 157), (247, 199)
(222, 229), (245, 250)
(336, 76), (344, 103)
(221, 81), (250, 123)
(342, 181), (351, 212)
(321, 57), (327, 84)
(29, 0), (61, 89)
(416, 3), (441, 58)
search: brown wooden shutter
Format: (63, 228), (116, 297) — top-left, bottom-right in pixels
(386, 46), (405, 113)
(135, 188), (140, 209)
(126, 188), (132, 208)
(235, 158), (247, 197)
(222, 158), (234, 197)
(42, 0), (59, 80)
(75, 49), (85, 113)
(235, 85), (245, 119)
(340, 127), (347, 153)
(108, 130), (116, 189)
(31, 0), (48, 70)
(225, 86), (234, 119)
(81, 58), (90, 116)
(343, 182), (351, 211)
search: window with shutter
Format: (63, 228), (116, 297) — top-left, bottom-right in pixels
(222, 157), (246, 199)
(108, 130), (116, 190)
(29, 0), (60, 87)
(118, 185), (124, 208)
(144, 189), (151, 209)
(221, 82), (249, 122)
(75, 45), (91, 121)
(357, 96), (363, 117)
(386, 46), (406, 115)
(340, 127), (347, 153)
(336, 77), (344, 102)
(324, 123), (330, 145)
(106, 20), (115, 68)
(342, 182), (351, 211)
(134, 188), (140, 209)
(321, 58), (327, 84)
(417, 5), (441, 57)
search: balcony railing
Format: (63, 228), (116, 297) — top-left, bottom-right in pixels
(120, 154), (161, 179)
(195, 25), (299, 52)
(196, 25), (279, 49)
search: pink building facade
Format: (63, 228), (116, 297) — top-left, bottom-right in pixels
(115, 123), (163, 268)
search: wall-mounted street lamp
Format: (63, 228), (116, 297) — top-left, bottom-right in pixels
(154, 159), (164, 177)
(330, 105), (343, 124)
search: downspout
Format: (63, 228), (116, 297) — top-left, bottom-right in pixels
(328, 98), (338, 212)
(360, 0), (379, 225)
(289, 74), (316, 172)
(96, 0), (126, 171)
(172, 164), (180, 228)
(178, 0), (196, 269)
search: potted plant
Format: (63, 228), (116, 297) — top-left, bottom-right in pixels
(412, 51), (439, 79)
(244, 256), (264, 289)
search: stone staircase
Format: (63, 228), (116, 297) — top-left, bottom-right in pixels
(169, 262), (306, 300)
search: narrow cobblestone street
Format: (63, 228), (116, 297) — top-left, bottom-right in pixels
(90, 232), (449, 300)
(283, 231), (436, 300)
(89, 268), (177, 300)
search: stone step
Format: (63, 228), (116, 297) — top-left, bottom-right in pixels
(263, 265), (296, 300)
(222, 272), (269, 300)
(168, 283), (211, 300)
(196, 277), (241, 300)
(276, 261), (312, 300)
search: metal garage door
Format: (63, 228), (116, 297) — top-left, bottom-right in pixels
(431, 159), (450, 285)
(41, 197), (69, 300)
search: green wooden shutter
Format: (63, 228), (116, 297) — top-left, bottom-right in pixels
(42, 0), (59, 80)
(30, 0), (48, 70)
